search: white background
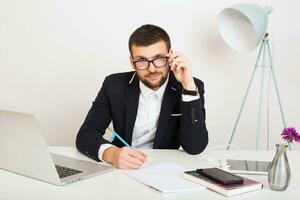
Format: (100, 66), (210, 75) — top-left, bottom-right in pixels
(0, 0), (299, 150)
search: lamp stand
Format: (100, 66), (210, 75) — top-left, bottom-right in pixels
(226, 34), (288, 150)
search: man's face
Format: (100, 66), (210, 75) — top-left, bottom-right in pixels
(130, 41), (170, 90)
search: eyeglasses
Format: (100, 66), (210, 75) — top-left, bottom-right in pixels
(133, 57), (169, 70)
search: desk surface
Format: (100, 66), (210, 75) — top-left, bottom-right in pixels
(0, 147), (299, 200)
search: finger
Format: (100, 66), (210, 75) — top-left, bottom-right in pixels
(170, 54), (186, 63)
(171, 59), (187, 72)
(170, 53), (186, 65)
(128, 149), (147, 162)
(168, 52), (181, 63)
(124, 152), (145, 165)
(126, 157), (144, 169)
(169, 54), (179, 64)
(170, 61), (177, 71)
(173, 62), (188, 73)
(131, 149), (148, 162)
(169, 53), (189, 71)
(176, 61), (189, 68)
(174, 57), (187, 64)
(135, 149), (147, 157)
(174, 64), (183, 73)
(170, 56), (180, 70)
(170, 52), (183, 60)
(119, 159), (141, 169)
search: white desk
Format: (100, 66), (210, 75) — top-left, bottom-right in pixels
(0, 147), (299, 200)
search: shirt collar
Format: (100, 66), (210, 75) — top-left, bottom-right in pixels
(139, 74), (169, 99)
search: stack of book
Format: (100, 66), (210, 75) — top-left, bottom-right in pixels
(182, 170), (263, 197)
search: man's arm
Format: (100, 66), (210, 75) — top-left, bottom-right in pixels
(179, 79), (208, 155)
(76, 74), (148, 168)
(167, 51), (208, 154)
(75, 77), (112, 161)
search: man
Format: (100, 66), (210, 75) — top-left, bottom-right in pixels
(76, 24), (208, 169)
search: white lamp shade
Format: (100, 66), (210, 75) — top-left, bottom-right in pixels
(218, 4), (273, 52)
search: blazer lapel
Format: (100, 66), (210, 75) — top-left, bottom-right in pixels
(125, 73), (140, 145)
(153, 73), (181, 148)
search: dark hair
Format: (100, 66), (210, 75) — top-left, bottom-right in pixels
(128, 24), (171, 55)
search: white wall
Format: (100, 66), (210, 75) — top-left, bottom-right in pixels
(1, 0), (299, 150)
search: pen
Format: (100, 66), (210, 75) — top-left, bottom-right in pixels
(107, 127), (131, 148)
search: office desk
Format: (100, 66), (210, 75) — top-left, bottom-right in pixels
(0, 147), (299, 200)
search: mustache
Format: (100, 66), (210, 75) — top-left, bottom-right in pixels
(145, 72), (161, 77)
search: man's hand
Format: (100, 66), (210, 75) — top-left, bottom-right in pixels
(167, 51), (196, 91)
(102, 146), (147, 169)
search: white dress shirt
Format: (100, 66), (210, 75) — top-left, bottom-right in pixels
(131, 75), (169, 148)
(98, 75), (199, 161)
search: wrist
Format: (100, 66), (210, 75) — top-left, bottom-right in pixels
(182, 87), (199, 96)
(102, 146), (118, 163)
(182, 81), (196, 91)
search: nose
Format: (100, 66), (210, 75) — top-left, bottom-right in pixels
(147, 62), (156, 72)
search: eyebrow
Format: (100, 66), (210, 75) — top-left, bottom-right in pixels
(134, 53), (167, 60)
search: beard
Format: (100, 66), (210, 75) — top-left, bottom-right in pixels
(139, 71), (168, 90)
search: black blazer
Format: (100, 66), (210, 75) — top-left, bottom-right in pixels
(76, 71), (208, 161)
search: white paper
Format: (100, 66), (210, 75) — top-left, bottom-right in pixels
(120, 162), (206, 193)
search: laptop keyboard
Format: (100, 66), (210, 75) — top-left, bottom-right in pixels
(55, 165), (82, 179)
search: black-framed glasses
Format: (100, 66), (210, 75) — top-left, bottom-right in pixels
(133, 57), (169, 70)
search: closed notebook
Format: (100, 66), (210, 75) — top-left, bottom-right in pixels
(182, 170), (263, 196)
(120, 162), (205, 193)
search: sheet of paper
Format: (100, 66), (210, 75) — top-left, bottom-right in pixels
(120, 162), (206, 193)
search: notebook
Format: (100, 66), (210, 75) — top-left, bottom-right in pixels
(182, 169), (263, 196)
(120, 162), (205, 193)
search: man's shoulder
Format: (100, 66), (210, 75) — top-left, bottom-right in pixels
(106, 71), (135, 81)
(105, 71), (134, 83)
(103, 71), (135, 87)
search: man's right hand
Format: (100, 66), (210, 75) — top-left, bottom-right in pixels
(102, 146), (147, 169)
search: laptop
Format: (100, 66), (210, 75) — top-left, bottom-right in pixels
(0, 109), (113, 185)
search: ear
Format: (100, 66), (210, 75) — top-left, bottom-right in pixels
(129, 56), (135, 69)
